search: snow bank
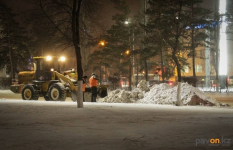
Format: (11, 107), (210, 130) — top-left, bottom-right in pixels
(136, 80), (150, 92)
(98, 80), (146, 103)
(98, 81), (227, 106)
(139, 83), (221, 106)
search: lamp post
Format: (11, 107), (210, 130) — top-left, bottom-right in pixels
(125, 50), (132, 91)
(125, 20), (134, 91)
(99, 40), (106, 84)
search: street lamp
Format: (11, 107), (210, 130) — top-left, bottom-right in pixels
(124, 20), (135, 90)
(125, 20), (129, 25)
(125, 50), (130, 55)
(99, 40), (107, 84)
(99, 41), (105, 46)
(124, 48), (132, 91)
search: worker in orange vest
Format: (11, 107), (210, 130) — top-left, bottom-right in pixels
(89, 73), (98, 102)
(82, 75), (87, 102)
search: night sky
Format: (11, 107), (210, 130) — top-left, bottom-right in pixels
(1, 0), (215, 29)
(1, 0), (139, 28)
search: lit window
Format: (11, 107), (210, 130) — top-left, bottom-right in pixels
(195, 65), (202, 73)
(182, 65), (189, 73)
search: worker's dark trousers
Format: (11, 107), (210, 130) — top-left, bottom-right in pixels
(91, 86), (97, 102)
(83, 92), (85, 102)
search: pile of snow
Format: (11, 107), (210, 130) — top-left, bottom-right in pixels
(136, 80), (150, 92)
(98, 80), (147, 103)
(138, 83), (220, 106)
(98, 81), (226, 106)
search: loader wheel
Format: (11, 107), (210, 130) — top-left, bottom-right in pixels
(48, 83), (66, 101)
(22, 85), (39, 100)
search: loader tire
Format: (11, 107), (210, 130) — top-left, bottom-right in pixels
(22, 85), (39, 100)
(48, 83), (66, 101)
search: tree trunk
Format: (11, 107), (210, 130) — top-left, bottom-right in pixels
(99, 65), (102, 84)
(144, 0), (149, 86)
(173, 1), (183, 106)
(9, 41), (13, 82)
(13, 62), (16, 81)
(191, 2), (196, 87)
(160, 49), (165, 82)
(77, 81), (83, 107)
(136, 56), (139, 86)
(145, 59), (149, 86)
(214, 0), (220, 92)
(75, 45), (83, 108)
(129, 57), (132, 91)
(8, 23), (13, 83)
(72, 0), (83, 108)
(173, 53), (182, 106)
(191, 27), (196, 87)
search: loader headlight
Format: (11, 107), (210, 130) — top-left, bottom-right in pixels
(51, 68), (54, 71)
(46, 56), (52, 61)
(59, 56), (66, 62)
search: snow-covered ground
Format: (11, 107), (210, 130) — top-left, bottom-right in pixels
(0, 81), (233, 149)
(0, 99), (233, 150)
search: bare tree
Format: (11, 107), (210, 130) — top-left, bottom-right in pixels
(25, 0), (108, 107)
(146, 0), (210, 105)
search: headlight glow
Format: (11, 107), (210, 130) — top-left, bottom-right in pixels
(60, 56), (66, 62)
(46, 56), (52, 61)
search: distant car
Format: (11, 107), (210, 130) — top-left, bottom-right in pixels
(164, 80), (174, 86)
(149, 80), (174, 86)
(157, 80), (174, 86)
(119, 77), (129, 88)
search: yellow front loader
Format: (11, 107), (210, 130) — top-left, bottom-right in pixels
(10, 56), (78, 101)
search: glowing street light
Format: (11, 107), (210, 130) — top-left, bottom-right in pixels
(125, 20), (129, 25)
(59, 56), (66, 62)
(46, 56), (52, 61)
(99, 41), (105, 46)
(125, 50), (130, 55)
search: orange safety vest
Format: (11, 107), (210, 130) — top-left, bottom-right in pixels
(82, 83), (86, 92)
(89, 76), (98, 87)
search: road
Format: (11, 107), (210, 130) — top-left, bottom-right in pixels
(0, 90), (233, 150)
(0, 100), (233, 150)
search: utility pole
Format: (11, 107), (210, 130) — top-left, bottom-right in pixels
(215, 0), (220, 92)
(7, 22), (14, 83)
(144, 0), (149, 86)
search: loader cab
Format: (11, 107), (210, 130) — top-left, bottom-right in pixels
(34, 56), (65, 81)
